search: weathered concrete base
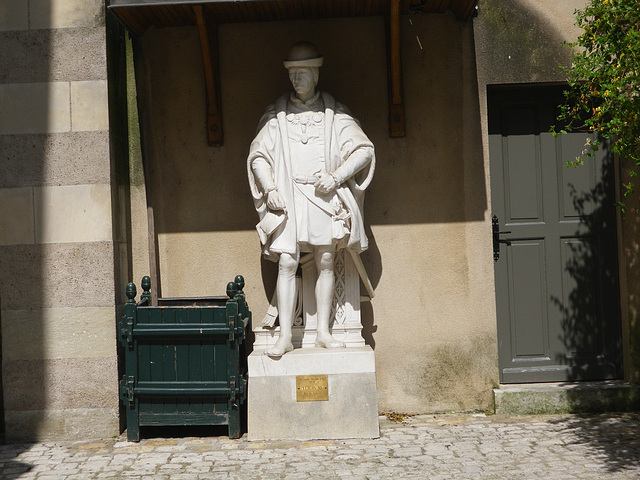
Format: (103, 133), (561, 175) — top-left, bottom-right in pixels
(247, 346), (379, 440)
(5, 408), (119, 442)
(494, 381), (640, 415)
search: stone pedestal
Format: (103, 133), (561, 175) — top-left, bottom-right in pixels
(247, 346), (379, 440)
(249, 249), (378, 440)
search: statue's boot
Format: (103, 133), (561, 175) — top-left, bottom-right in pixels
(265, 337), (294, 357)
(315, 333), (346, 349)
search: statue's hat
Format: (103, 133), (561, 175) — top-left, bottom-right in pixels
(283, 41), (324, 68)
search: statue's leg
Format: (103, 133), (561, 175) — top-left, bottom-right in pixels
(265, 253), (297, 357)
(314, 245), (345, 349)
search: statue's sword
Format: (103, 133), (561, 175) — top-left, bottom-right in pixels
(348, 249), (375, 299)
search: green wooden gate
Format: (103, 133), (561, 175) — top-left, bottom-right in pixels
(119, 275), (250, 441)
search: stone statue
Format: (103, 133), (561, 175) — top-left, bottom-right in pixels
(248, 41), (375, 357)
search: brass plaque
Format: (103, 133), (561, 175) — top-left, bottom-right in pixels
(296, 375), (329, 402)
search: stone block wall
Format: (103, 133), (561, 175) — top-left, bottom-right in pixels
(0, 0), (119, 440)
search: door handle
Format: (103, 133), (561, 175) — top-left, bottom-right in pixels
(492, 215), (511, 261)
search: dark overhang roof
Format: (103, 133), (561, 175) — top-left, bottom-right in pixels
(108, 0), (479, 36)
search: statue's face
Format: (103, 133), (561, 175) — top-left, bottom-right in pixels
(288, 67), (318, 100)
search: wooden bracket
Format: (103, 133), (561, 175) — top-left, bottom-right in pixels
(387, 0), (405, 137)
(194, 5), (223, 146)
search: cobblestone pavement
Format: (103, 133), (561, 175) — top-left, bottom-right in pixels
(2, 413), (640, 480)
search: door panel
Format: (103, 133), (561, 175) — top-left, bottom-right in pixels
(505, 135), (543, 220)
(489, 85), (622, 383)
(509, 240), (547, 357)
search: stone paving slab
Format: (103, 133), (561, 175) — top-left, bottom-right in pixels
(1, 413), (640, 479)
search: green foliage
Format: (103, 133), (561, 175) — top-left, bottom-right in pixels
(555, 0), (640, 201)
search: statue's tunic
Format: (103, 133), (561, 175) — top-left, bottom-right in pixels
(287, 107), (346, 248)
(248, 91), (375, 261)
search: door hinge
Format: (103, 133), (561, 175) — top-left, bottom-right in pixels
(120, 375), (135, 407)
(229, 375), (236, 404)
(120, 315), (134, 348)
(492, 215), (512, 261)
(228, 375), (246, 407)
(228, 315), (235, 343)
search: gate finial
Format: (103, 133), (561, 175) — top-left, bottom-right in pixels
(126, 283), (136, 303)
(141, 276), (152, 302)
(234, 275), (245, 293)
(227, 281), (238, 299)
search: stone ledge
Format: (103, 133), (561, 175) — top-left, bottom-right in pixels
(494, 381), (640, 415)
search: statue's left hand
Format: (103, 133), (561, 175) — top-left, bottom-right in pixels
(266, 189), (287, 211)
(314, 172), (337, 194)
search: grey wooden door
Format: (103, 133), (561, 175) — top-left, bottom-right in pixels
(489, 86), (622, 383)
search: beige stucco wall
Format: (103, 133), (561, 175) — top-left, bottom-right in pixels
(0, 0), (119, 440)
(132, 12), (498, 414)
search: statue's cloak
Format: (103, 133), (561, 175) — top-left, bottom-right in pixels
(247, 91), (375, 261)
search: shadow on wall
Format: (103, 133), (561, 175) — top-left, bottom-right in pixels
(131, 13), (487, 317)
(136, 14), (487, 238)
(622, 158), (640, 385)
(550, 140), (623, 383)
(0, 0), (51, 457)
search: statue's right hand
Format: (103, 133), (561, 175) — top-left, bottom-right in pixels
(266, 189), (286, 211)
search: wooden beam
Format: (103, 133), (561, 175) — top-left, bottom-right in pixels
(387, 0), (405, 137)
(194, 5), (223, 146)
